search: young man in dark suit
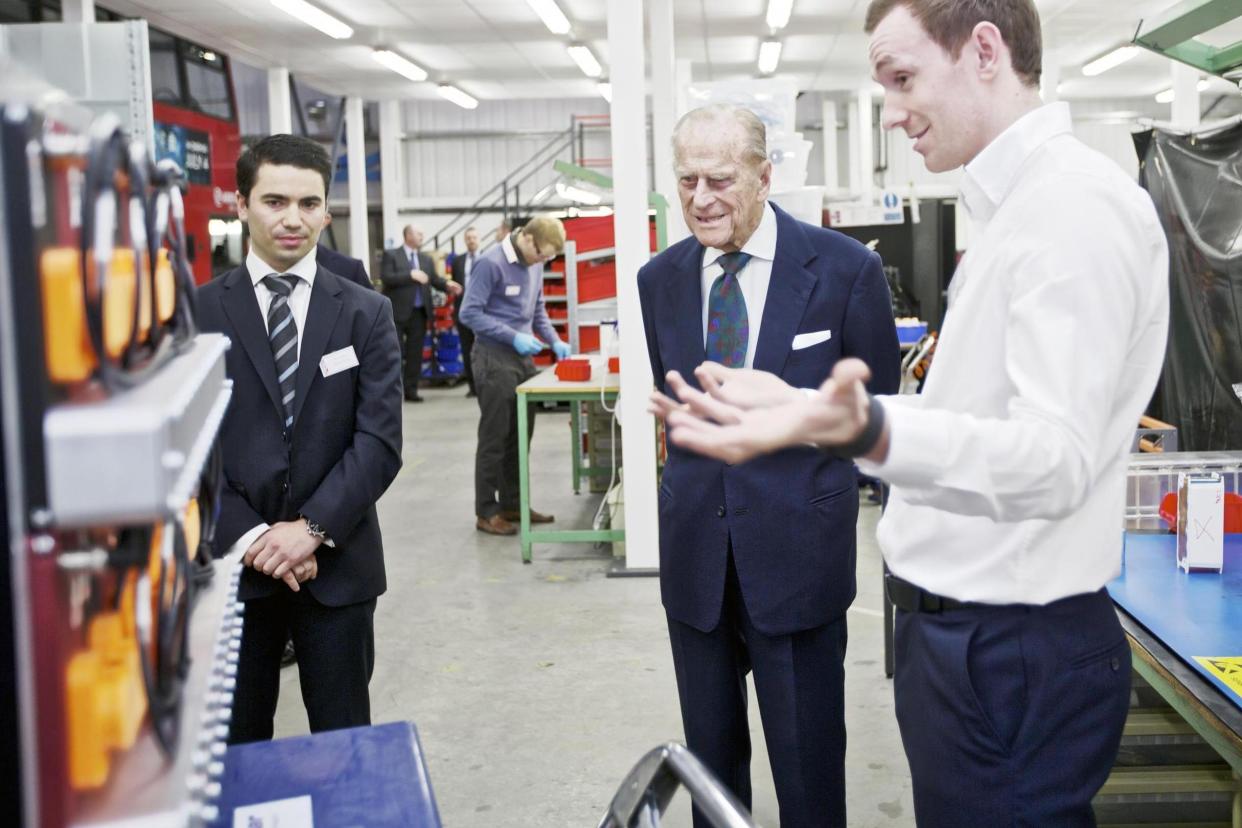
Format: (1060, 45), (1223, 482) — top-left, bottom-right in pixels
(638, 104), (900, 827)
(450, 226), (481, 397)
(379, 224), (462, 402)
(197, 134), (403, 744)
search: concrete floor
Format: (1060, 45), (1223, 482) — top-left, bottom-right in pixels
(272, 384), (916, 827)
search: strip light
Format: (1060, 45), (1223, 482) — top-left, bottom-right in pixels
(766, 0), (793, 30)
(525, 0), (571, 35)
(567, 44), (603, 78)
(438, 84), (479, 110)
(270, 0), (353, 40)
(373, 49), (428, 83)
(556, 181), (602, 205)
(1155, 78), (1211, 103)
(1081, 46), (1139, 77)
(758, 40), (783, 75)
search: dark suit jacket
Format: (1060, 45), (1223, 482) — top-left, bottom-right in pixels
(638, 204), (900, 636)
(316, 244), (373, 290)
(197, 266), (403, 606)
(450, 250), (477, 324)
(379, 246), (451, 321)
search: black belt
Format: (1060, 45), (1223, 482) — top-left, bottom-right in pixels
(884, 573), (975, 613)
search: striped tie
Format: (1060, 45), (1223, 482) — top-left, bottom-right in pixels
(705, 251), (752, 367)
(263, 274), (300, 429)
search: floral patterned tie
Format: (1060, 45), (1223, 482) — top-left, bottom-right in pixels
(705, 251), (752, 367)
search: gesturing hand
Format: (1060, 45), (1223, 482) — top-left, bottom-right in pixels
(410, 269), (430, 285)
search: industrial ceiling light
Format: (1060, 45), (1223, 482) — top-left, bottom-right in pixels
(567, 44), (603, 78)
(438, 84), (479, 110)
(373, 49), (428, 83)
(556, 180), (602, 205)
(1155, 78), (1211, 103)
(597, 81), (612, 103)
(1081, 46), (1139, 77)
(757, 39), (783, 75)
(766, 0), (793, 30)
(526, 0), (571, 35)
(270, 0), (353, 40)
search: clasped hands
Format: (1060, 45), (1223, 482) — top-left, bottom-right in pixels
(243, 519), (323, 592)
(648, 359), (876, 465)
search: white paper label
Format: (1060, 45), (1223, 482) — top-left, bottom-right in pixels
(319, 345), (359, 377)
(233, 794), (313, 827)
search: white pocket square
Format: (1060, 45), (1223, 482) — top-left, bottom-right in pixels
(791, 330), (832, 350)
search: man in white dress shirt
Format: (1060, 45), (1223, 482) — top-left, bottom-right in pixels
(650, 1), (1170, 824)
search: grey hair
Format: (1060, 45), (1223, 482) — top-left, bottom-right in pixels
(672, 104), (767, 167)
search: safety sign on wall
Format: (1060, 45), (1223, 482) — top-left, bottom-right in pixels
(825, 191), (905, 228)
(1194, 656), (1242, 699)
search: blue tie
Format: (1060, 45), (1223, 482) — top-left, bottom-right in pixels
(263, 274), (300, 429)
(705, 252), (752, 367)
(409, 250), (423, 309)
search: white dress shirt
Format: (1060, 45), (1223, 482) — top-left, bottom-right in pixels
(232, 246), (330, 557)
(857, 102), (1169, 605)
(701, 202), (777, 370)
(246, 247), (319, 360)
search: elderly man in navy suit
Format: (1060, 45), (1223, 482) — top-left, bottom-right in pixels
(197, 134), (403, 743)
(637, 104), (899, 827)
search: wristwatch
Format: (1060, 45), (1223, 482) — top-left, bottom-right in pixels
(303, 517), (328, 541)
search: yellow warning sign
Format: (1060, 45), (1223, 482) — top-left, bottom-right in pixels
(1194, 656), (1242, 698)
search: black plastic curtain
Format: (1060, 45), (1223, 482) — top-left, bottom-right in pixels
(1136, 123), (1242, 451)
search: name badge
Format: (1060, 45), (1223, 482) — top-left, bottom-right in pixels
(505, 284), (521, 297)
(320, 345), (359, 377)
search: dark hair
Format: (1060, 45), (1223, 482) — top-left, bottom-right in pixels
(235, 134), (332, 200)
(864, 0), (1042, 88)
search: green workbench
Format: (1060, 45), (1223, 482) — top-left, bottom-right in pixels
(516, 366), (623, 563)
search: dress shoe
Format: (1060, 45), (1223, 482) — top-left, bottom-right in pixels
(404, 394), (424, 403)
(476, 514), (517, 535)
(501, 509), (554, 524)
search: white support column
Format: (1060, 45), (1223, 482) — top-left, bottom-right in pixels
(649, 0), (687, 246)
(855, 87), (875, 204)
(1041, 53), (1061, 103)
(608, 0), (659, 571)
(674, 58), (693, 117)
(378, 99), (403, 250)
(345, 96), (370, 273)
(267, 67), (292, 135)
(821, 99), (840, 195)
(62, 0), (95, 22)
(1171, 62), (1200, 130)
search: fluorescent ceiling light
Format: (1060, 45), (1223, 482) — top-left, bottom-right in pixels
(1155, 78), (1211, 103)
(567, 44), (603, 78)
(597, 82), (612, 103)
(758, 40), (783, 75)
(438, 84), (478, 110)
(526, 0), (571, 35)
(373, 49), (428, 83)
(766, 0), (793, 30)
(270, 0), (353, 40)
(556, 180), (602, 205)
(1081, 46), (1138, 77)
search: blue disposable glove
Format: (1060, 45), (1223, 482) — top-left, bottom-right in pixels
(513, 333), (546, 356)
(552, 339), (572, 360)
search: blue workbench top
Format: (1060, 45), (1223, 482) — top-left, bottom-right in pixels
(212, 721), (442, 827)
(1110, 533), (1242, 708)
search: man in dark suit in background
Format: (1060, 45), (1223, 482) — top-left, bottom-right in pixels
(380, 224), (462, 402)
(197, 134), (403, 744)
(638, 104), (900, 827)
(451, 225), (481, 397)
(317, 242), (372, 290)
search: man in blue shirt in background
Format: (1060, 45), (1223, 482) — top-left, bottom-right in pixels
(460, 216), (571, 536)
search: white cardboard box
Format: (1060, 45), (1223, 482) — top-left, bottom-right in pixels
(1177, 472), (1224, 572)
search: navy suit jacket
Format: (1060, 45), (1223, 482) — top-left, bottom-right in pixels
(197, 265), (403, 606)
(316, 244), (373, 290)
(638, 204), (900, 636)
(379, 247), (451, 322)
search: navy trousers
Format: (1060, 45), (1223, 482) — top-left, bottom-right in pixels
(894, 588), (1130, 827)
(230, 589), (377, 745)
(666, 557), (848, 828)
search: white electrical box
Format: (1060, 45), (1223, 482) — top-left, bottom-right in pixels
(1177, 472), (1224, 573)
